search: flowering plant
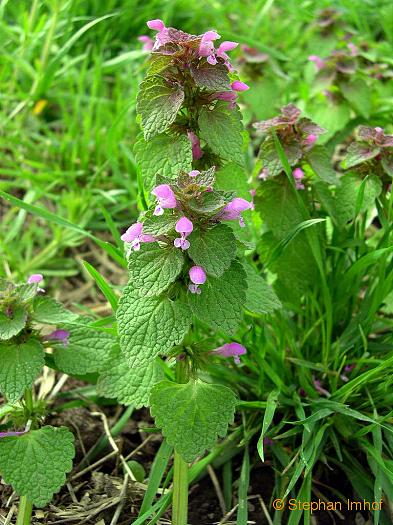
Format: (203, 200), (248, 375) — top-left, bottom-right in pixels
(115, 20), (280, 525)
(0, 274), (118, 521)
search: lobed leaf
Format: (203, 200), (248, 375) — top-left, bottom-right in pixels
(53, 325), (115, 375)
(199, 101), (244, 165)
(127, 243), (184, 297)
(134, 133), (192, 191)
(0, 305), (27, 341)
(188, 224), (237, 277)
(0, 339), (44, 403)
(117, 283), (191, 367)
(97, 347), (163, 408)
(150, 379), (237, 462)
(32, 297), (78, 325)
(0, 426), (74, 507)
(136, 75), (184, 140)
(188, 260), (247, 334)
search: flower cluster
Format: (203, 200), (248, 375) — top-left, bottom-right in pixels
(254, 104), (326, 187)
(138, 19), (249, 123)
(342, 125), (393, 180)
(121, 166), (252, 295)
(309, 45), (357, 82)
(0, 274), (71, 348)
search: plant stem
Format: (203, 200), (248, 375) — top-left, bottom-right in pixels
(16, 389), (34, 525)
(16, 496), (33, 525)
(172, 359), (189, 525)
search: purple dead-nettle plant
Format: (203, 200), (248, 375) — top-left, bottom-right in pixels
(253, 104), (337, 188)
(342, 125), (393, 182)
(0, 274), (118, 520)
(116, 20), (281, 525)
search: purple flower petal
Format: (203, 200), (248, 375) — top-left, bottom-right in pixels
(212, 342), (247, 364)
(189, 266), (206, 285)
(151, 184), (177, 209)
(218, 41), (238, 53)
(188, 132), (203, 160)
(121, 222), (143, 242)
(231, 80), (249, 92)
(27, 274), (43, 284)
(147, 19), (165, 31)
(175, 217), (193, 235)
(201, 30), (220, 42)
(46, 329), (70, 347)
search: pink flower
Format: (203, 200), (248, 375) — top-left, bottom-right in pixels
(212, 342), (247, 364)
(45, 329), (70, 347)
(27, 273), (45, 293)
(198, 32), (236, 70)
(213, 90), (237, 109)
(231, 80), (249, 92)
(292, 168), (305, 190)
(218, 197), (251, 227)
(121, 222), (155, 251)
(189, 170), (200, 177)
(313, 378), (330, 397)
(138, 35), (154, 51)
(188, 131), (203, 160)
(174, 217), (193, 250)
(27, 274), (43, 284)
(147, 19), (165, 31)
(216, 41), (238, 71)
(217, 41), (238, 53)
(347, 43), (358, 56)
(151, 184), (177, 215)
(308, 55), (325, 70)
(304, 134), (317, 147)
(199, 31), (220, 65)
(258, 168), (269, 181)
(188, 265), (207, 294)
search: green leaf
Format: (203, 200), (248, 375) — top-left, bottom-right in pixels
(0, 426), (74, 507)
(257, 390), (279, 461)
(258, 137), (283, 177)
(53, 325), (115, 375)
(215, 163), (250, 199)
(339, 79), (371, 118)
(32, 297), (78, 324)
(0, 305), (27, 340)
(127, 243), (184, 296)
(117, 283), (191, 367)
(382, 154), (393, 177)
(188, 191), (229, 216)
(188, 224), (237, 277)
(136, 75), (184, 140)
(255, 178), (303, 239)
(244, 263), (281, 315)
(190, 61), (231, 91)
(143, 210), (179, 236)
(0, 339), (44, 403)
(97, 347), (163, 408)
(134, 133), (192, 191)
(199, 101), (244, 165)
(188, 260), (247, 334)
(306, 145), (338, 184)
(150, 379), (237, 462)
(335, 173), (382, 225)
(341, 142), (380, 169)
